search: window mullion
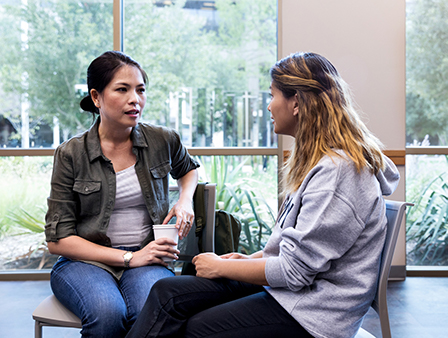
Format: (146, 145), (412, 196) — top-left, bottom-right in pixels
(113, 0), (123, 51)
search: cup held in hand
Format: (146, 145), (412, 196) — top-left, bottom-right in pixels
(153, 224), (179, 262)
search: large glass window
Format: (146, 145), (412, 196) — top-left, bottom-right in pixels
(0, 156), (54, 269)
(0, 154), (278, 270)
(0, 0), (278, 272)
(0, 0), (113, 149)
(406, 155), (448, 266)
(193, 155), (278, 253)
(124, 0), (277, 148)
(406, 0), (448, 267)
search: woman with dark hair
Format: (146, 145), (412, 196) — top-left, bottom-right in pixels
(126, 52), (400, 338)
(45, 51), (199, 337)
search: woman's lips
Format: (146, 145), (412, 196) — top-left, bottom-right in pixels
(125, 109), (139, 115)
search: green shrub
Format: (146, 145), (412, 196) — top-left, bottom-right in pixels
(195, 155), (278, 254)
(406, 155), (448, 265)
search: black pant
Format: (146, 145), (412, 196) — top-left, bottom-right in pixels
(126, 276), (313, 338)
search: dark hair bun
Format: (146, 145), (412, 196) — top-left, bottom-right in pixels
(80, 95), (99, 114)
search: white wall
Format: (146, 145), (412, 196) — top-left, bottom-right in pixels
(278, 0), (406, 274)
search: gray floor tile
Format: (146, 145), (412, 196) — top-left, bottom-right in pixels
(1, 277), (448, 337)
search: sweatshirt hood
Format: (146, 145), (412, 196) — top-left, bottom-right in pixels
(376, 155), (400, 196)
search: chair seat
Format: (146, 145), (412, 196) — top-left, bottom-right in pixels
(32, 295), (82, 328)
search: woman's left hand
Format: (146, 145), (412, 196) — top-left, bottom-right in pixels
(162, 199), (194, 240)
(192, 253), (223, 279)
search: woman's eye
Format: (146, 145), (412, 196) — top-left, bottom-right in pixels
(117, 87), (127, 92)
(138, 88), (146, 93)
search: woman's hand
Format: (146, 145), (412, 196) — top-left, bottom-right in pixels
(220, 252), (251, 260)
(162, 199), (194, 240)
(192, 253), (223, 279)
(192, 251), (269, 285)
(221, 250), (263, 260)
(163, 169), (198, 239)
(130, 238), (180, 268)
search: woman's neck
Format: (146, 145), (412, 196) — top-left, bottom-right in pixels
(98, 122), (133, 147)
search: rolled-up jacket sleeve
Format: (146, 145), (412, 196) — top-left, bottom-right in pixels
(265, 189), (364, 291)
(167, 129), (199, 179)
(45, 147), (78, 242)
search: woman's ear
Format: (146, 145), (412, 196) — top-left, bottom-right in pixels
(90, 89), (100, 108)
(292, 93), (299, 116)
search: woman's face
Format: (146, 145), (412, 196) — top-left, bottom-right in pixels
(268, 83), (298, 137)
(91, 65), (147, 131)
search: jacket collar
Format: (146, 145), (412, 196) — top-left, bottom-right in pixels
(86, 117), (148, 163)
(131, 123), (148, 148)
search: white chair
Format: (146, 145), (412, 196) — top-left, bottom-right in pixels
(32, 183), (216, 338)
(356, 200), (413, 338)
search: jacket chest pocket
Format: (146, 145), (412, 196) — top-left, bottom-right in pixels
(73, 180), (102, 217)
(149, 162), (171, 200)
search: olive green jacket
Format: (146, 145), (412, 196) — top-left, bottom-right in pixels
(45, 118), (199, 248)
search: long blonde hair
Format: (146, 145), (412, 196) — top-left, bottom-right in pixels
(271, 52), (385, 195)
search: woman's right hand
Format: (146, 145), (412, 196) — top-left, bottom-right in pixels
(131, 238), (180, 267)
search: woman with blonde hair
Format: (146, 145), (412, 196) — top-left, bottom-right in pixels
(126, 52), (400, 338)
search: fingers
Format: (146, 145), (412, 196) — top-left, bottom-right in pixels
(165, 204), (194, 239)
(143, 240), (180, 263)
(162, 209), (175, 225)
(220, 253), (247, 260)
(176, 216), (194, 239)
(154, 237), (178, 247)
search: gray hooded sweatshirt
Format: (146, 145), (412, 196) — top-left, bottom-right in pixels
(263, 150), (400, 338)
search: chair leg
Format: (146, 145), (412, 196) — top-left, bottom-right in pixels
(35, 321), (42, 338)
(379, 306), (391, 338)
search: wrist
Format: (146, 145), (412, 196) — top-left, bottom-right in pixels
(123, 251), (133, 268)
(216, 257), (228, 278)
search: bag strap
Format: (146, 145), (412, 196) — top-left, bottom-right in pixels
(193, 182), (207, 253)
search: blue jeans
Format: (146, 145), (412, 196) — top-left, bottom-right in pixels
(50, 249), (174, 338)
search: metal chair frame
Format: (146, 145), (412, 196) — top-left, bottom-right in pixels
(356, 200), (413, 338)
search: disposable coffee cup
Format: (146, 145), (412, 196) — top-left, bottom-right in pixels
(153, 224), (179, 262)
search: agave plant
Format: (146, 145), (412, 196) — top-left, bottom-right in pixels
(5, 208), (53, 269)
(195, 155), (278, 254)
(406, 172), (448, 265)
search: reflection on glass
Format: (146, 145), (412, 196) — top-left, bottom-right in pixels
(406, 155), (448, 266)
(0, 0), (113, 149)
(124, 0), (277, 147)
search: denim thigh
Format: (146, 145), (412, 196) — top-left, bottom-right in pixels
(51, 257), (174, 338)
(119, 264), (175, 327)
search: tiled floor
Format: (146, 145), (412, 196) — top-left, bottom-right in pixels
(1, 277), (448, 337)
(362, 277), (448, 337)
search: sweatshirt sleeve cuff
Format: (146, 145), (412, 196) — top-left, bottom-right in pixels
(265, 256), (288, 288)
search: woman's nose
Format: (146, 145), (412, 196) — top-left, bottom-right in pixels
(129, 91), (139, 104)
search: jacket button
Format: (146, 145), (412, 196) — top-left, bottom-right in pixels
(85, 187), (89, 192)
